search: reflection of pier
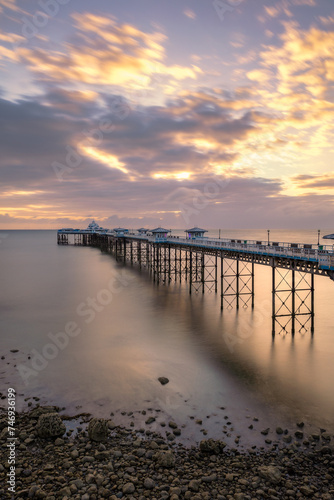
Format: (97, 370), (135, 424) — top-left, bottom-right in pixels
(57, 226), (334, 336)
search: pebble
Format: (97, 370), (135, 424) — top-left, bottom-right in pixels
(144, 477), (155, 489)
(122, 482), (135, 494)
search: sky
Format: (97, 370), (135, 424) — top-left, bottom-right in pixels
(1, 0), (334, 229)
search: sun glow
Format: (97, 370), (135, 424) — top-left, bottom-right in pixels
(152, 171), (191, 180)
(79, 145), (130, 175)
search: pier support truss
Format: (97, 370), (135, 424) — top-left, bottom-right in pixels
(169, 247), (188, 283)
(220, 258), (254, 310)
(189, 252), (218, 294)
(57, 233), (69, 245)
(272, 265), (314, 336)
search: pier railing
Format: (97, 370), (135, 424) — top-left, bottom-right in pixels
(125, 235), (334, 263)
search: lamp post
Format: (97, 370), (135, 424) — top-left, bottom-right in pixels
(267, 229), (270, 246)
(317, 229), (320, 246)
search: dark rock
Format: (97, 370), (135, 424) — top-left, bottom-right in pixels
(36, 413), (66, 439)
(87, 418), (109, 442)
(144, 477), (155, 489)
(155, 450), (175, 468)
(158, 377), (169, 385)
(145, 417), (156, 425)
(199, 439), (226, 455)
(258, 465), (282, 484)
(123, 482), (135, 494)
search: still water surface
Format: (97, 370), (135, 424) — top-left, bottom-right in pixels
(1, 230), (333, 448)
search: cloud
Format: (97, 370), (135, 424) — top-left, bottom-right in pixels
(0, 0), (25, 14)
(0, 86), (287, 227)
(17, 12), (202, 91)
(318, 15), (334, 26)
(1, 9), (334, 229)
(264, 6), (280, 18)
(291, 173), (334, 190)
(183, 8), (196, 20)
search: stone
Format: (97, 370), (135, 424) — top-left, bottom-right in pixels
(276, 427), (284, 434)
(158, 377), (169, 385)
(123, 482), (135, 494)
(155, 450), (175, 468)
(36, 413), (66, 439)
(70, 449), (79, 459)
(258, 465), (281, 484)
(295, 431), (303, 439)
(87, 418), (109, 442)
(202, 474), (217, 483)
(320, 446), (332, 455)
(145, 417), (156, 425)
(199, 438), (226, 455)
(188, 479), (201, 492)
(144, 477), (155, 489)
(300, 485), (313, 497)
(321, 433), (331, 441)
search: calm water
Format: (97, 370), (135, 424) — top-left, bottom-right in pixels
(1, 229), (334, 448)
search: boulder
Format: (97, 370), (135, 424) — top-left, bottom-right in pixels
(155, 450), (175, 468)
(87, 418), (109, 442)
(199, 438), (226, 455)
(258, 465), (281, 484)
(36, 413), (66, 439)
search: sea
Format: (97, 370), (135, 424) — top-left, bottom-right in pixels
(1, 229), (334, 449)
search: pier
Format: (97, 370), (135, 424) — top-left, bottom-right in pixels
(57, 225), (334, 336)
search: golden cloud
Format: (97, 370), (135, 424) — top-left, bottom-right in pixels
(18, 13), (202, 91)
(290, 173), (334, 195)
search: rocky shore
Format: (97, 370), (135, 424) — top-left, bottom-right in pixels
(0, 405), (333, 500)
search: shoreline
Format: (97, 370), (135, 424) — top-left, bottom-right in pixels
(0, 405), (333, 499)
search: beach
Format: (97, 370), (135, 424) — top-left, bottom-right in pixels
(0, 404), (333, 499)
